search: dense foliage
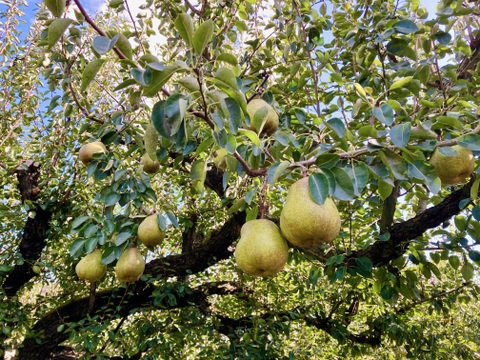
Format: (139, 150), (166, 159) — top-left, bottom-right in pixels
(1, 0), (480, 358)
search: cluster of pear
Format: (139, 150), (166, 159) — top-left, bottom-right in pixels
(235, 177), (341, 277)
(430, 145), (475, 185)
(76, 142), (166, 284)
(75, 213), (165, 284)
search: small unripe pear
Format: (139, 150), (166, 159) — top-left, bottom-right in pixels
(78, 141), (107, 165)
(246, 99), (279, 137)
(235, 219), (289, 277)
(280, 177), (341, 248)
(137, 214), (165, 247)
(140, 153), (160, 174)
(115, 247), (145, 282)
(430, 145), (475, 185)
(213, 148), (228, 171)
(75, 249), (107, 282)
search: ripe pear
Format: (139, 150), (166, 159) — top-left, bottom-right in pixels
(75, 249), (107, 282)
(137, 214), (165, 247)
(280, 177), (341, 248)
(430, 145), (475, 185)
(234, 219), (289, 277)
(115, 247), (145, 282)
(140, 153), (160, 174)
(79, 141), (107, 165)
(246, 99), (279, 137)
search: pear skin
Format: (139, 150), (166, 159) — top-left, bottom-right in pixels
(138, 214), (165, 247)
(246, 99), (279, 137)
(235, 219), (289, 277)
(280, 177), (341, 248)
(78, 141), (107, 165)
(430, 145), (475, 185)
(115, 247), (145, 282)
(75, 249), (107, 282)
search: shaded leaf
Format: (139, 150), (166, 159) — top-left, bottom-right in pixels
(193, 19), (214, 55)
(80, 59), (104, 92)
(308, 173), (329, 205)
(174, 13), (194, 46)
(48, 18), (73, 48)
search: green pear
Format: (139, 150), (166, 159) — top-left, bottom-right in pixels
(213, 148), (228, 171)
(280, 177), (341, 248)
(430, 145), (475, 185)
(115, 247), (145, 282)
(137, 214), (165, 247)
(75, 249), (107, 282)
(78, 141), (107, 165)
(140, 153), (160, 174)
(246, 99), (279, 137)
(235, 219), (289, 277)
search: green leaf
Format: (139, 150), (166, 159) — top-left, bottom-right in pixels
(45, 0), (66, 17)
(101, 247), (117, 265)
(80, 59), (104, 92)
(308, 173), (329, 205)
(380, 285), (395, 301)
(216, 53), (238, 66)
(115, 231), (132, 246)
(144, 63), (184, 97)
(393, 19), (419, 34)
(458, 134), (480, 151)
(193, 19), (214, 55)
(174, 13), (194, 46)
(151, 94), (187, 139)
(92, 35), (115, 55)
(225, 97), (241, 134)
(461, 262), (474, 281)
(390, 76), (413, 91)
(267, 160), (291, 184)
(434, 31), (452, 45)
(105, 192), (121, 207)
(166, 211), (179, 228)
(326, 118), (346, 138)
(48, 18), (73, 48)
(332, 167), (355, 200)
(144, 122), (158, 161)
(238, 129), (261, 147)
(214, 67), (238, 90)
(449, 255), (460, 269)
(390, 123), (411, 147)
(386, 38), (408, 54)
(355, 257), (373, 277)
(372, 104), (394, 126)
(72, 216), (90, 229)
(377, 179), (393, 200)
(346, 162), (369, 196)
(69, 239), (86, 258)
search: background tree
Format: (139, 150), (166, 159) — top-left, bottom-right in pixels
(1, 0), (480, 358)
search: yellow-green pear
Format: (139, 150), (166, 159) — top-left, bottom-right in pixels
(75, 249), (107, 282)
(246, 99), (279, 137)
(137, 214), (165, 247)
(430, 145), (475, 185)
(213, 148), (228, 171)
(79, 141), (107, 165)
(234, 219), (289, 277)
(140, 153), (160, 174)
(115, 247), (145, 282)
(280, 177), (341, 248)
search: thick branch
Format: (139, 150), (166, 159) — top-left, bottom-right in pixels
(348, 177), (476, 266)
(18, 213), (245, 358)
(2, 161), (52, 297)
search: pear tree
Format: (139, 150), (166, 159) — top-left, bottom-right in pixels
(1, 0), (480, 359)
